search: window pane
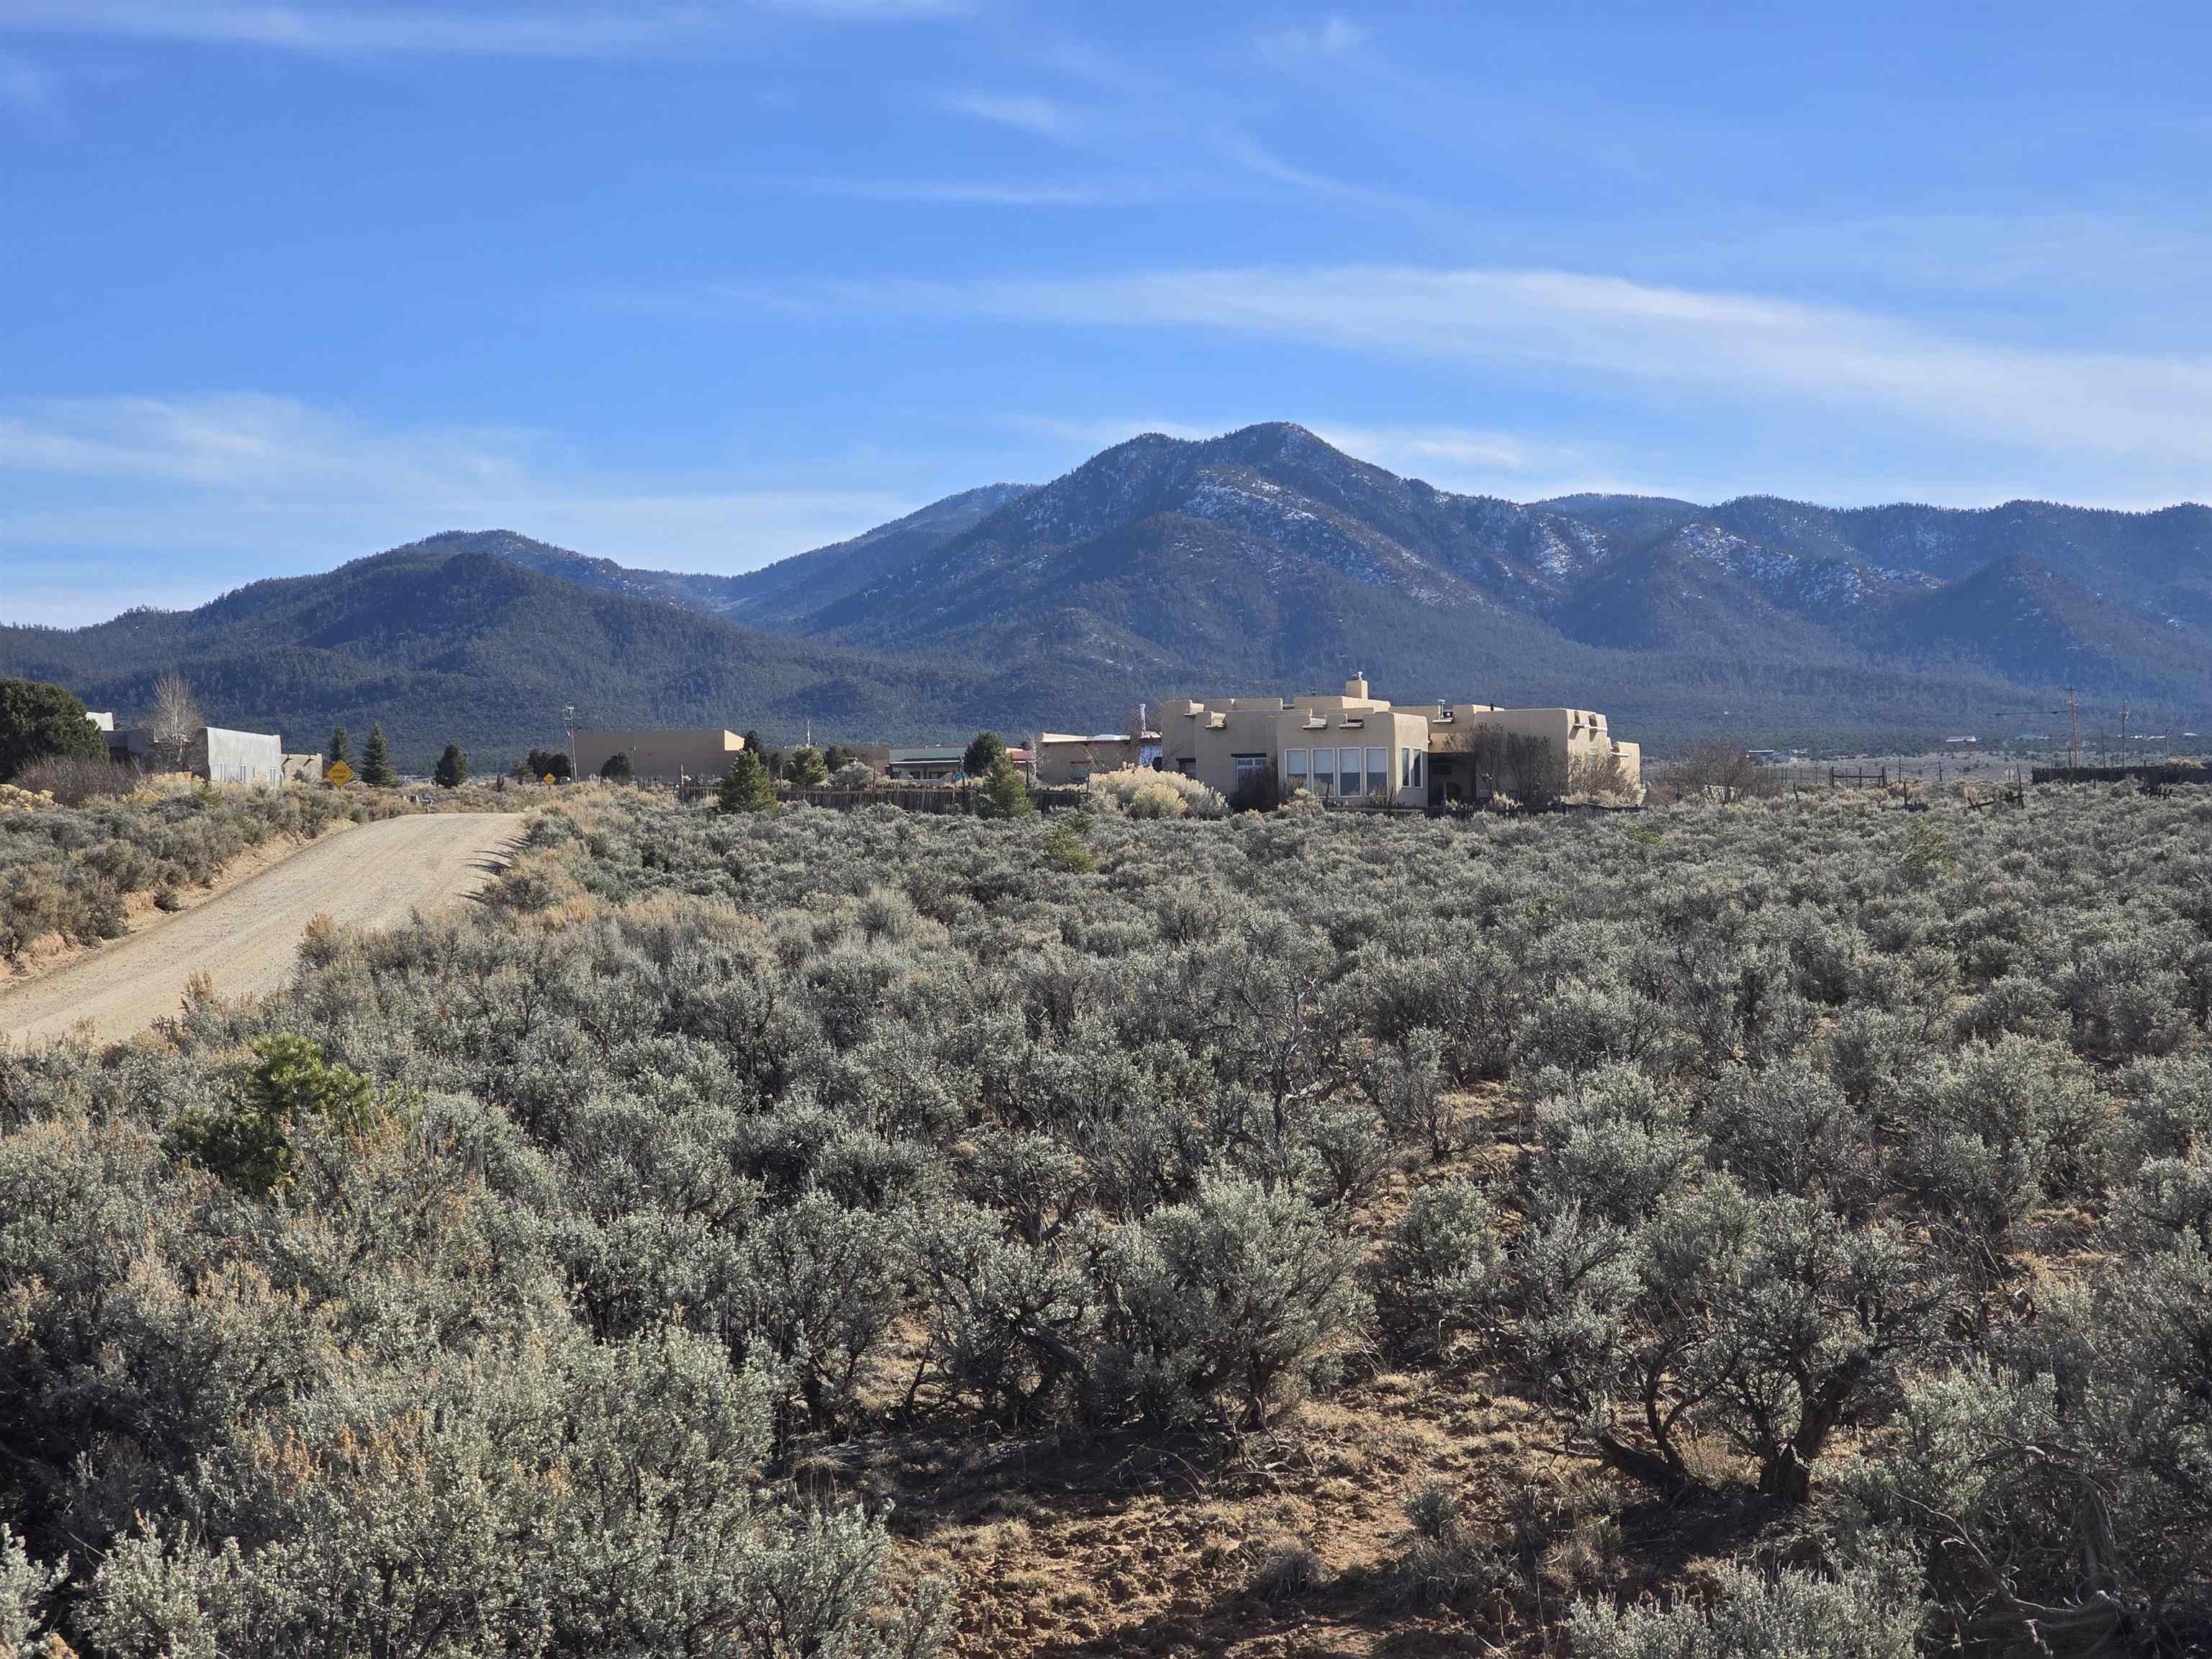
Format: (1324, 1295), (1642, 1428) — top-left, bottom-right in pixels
(1285, 748), (1308, 778)
(1367, 749), (1388, 796)
(1313, 747), (1332, 777)
(1341, 750), (1362, 793)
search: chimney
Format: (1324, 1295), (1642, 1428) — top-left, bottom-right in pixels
(1344, 671), (1369, 700)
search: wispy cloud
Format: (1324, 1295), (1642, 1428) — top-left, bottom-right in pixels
(793, 176), (1138, 206)
(830, 264), (2212, 475)
(0, 48), (57, 124)
(0, 0), (963, 56)
(0, 395), (916, 624)
(1308, 423), (1589, 480)
(758, 0), (968, 14)
(1258, 14), (1364, 65)
(940, 88), (1073, 140)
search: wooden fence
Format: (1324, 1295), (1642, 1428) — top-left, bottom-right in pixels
(2028, 763), (2211, 788)
(675, 781), (1091, 815)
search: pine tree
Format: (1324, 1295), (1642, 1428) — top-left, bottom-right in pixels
(328, 725), (351, 768)
(599, 751), (634, 782)
(433, 744), (468, 789)
(361, 724), (397, 787)
(717, 750), (776, 814)
(784, 745), (828, 788)
(963, 730), (1007, 778)
(0, 678), (105, 782)
(977, 751), (1034, 819)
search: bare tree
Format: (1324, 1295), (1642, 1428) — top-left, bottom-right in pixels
(1652, 740), (1784, 806)
(149, 670), (203, 772)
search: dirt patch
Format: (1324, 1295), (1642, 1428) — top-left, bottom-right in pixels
(0, 814), (521, 1048)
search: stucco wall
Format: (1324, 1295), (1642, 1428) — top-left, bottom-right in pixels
(199, 727), (284, 786)
(1161, 692), (1431, 805)
(572, 729), (743, 783)
(1036, 734), (1147, 785)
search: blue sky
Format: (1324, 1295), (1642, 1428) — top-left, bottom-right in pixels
(3, 0), (2209, 624)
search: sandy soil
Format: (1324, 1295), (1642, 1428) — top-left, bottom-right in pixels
(0, 813), (523, 1048)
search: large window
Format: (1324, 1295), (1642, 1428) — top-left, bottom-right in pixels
(1232, 753), (1269, 781)
(1284, 748), (1308, 784)
(1401, 747), (1424, 789)
(1339, 747), (1362, 796)
(1366, 747), (1388, 796)
(1311, 747), (1334, 796)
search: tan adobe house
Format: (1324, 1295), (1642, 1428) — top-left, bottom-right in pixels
(1151, 677), (1640, 805)
(572, 728), (744, 784)
(1034, 730), (1161, 784)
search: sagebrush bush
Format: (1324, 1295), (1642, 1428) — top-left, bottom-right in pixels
(1082, 768), (1227, 819)
(0, 781), (399, 957)
(4, 783), (2211, 1654)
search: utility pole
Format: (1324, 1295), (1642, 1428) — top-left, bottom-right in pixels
(563, 703), (575, 778)
(2067, 686), (2080, 778)
(2119, 703), (2129, 766)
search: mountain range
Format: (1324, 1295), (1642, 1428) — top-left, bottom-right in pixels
(7, 423), (2208, 768)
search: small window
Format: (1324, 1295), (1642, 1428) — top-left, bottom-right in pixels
(1233, 753), (1269, 778)
(1366, 747), (1388, 796)
(1311, 747), (1334, 795)
(1285, 748), (1308, 779)
(1339, 750), (1362, 795)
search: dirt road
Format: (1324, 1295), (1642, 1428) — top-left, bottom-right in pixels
(0, 813), (523, 1049)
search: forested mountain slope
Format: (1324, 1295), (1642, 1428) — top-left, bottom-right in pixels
(17, 425), (2209, 756)
(0, 541), (1034, 768)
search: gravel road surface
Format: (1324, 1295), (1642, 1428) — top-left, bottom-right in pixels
(0, 812), (523, 1048)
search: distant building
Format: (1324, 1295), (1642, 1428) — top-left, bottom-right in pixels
(86, 711), (114, 732)
(571, 728), (744, 784)
(1035, 730), (1161, 784)
(855, 743), (1035, 782)
(114, 725), (285, 786)
(1148, 676), (1640, 806)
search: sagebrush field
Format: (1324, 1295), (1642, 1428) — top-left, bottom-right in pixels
(4, 785), (2208, 1657)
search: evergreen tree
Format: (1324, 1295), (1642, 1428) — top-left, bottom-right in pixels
(433, 744), (468, 789)
(977, 751), (1034, 819)
(717, 750), (776, 814)
(963, 730), (1008, 778)
(328, 725), (351, 768)
(0, 678), (105, 783)
(784, 745), (828, 787)
(360, 724), (397, 787)
(600, 751), (634, 782)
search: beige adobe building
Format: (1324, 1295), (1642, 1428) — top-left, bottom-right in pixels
(1145, 677), (1639, 805)
(572, 728), (744, 784)
(1402, 701), (1640, 805)
(1035, 730), (1160, 784)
